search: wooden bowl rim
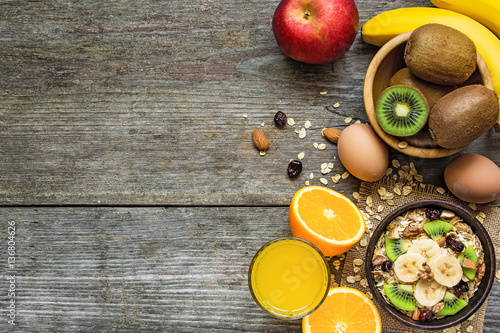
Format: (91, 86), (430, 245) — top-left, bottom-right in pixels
(363, 31), (494, 159)
(364, 199), (496, 330)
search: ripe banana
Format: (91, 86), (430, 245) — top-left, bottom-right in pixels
(394, 253), (425, 283)
(407, 239), (443, 265)
(362, 7), (500, 126)
(430, 0), (500, 39)
(415, 279), (446, 307)
(430, 255), (463, 287)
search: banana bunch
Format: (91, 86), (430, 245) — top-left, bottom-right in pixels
(361, 7), (500, 127)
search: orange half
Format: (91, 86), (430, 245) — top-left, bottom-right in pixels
(303, 287), (382, 333)
(289, 186), (365, 256)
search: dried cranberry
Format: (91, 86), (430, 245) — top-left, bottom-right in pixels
(274, 111), (287, 127)
(287, 160), (302, 178)
(453, 280), (470, 297)
(419, 310), (435, 322)
(425, 208), (441, 220)
(381, 260), (393, 272)
(446, 236), (465, 252)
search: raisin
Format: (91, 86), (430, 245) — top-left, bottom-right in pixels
(287, 160), (302, 178)
(425, 207), (441, 220)
(419, 310), (435, 322)
(453, 280), (469, 297)
(381, 260), (393, 272)
(274, 111), (287, 127)
(446, 236), (465, 252)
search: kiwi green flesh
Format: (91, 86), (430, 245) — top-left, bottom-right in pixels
(422, 219), (453, 241)
(436, 292), (468, 316)
(459, 245), (478, 280)
(376, 86), (429, 137)
(385, 235), (408, 262)
(384, 284), (416, 312)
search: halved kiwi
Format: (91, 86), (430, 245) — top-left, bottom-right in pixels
(459, 245), (478, 280)
(436, 291), (468, 316)
(422, 219), (453, 241)
(385, 235), (408, 262)
(383, 284), (416, 312)
(376, 86), (429, 137)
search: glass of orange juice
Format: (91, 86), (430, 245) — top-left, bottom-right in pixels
(248, 237), (331, 319)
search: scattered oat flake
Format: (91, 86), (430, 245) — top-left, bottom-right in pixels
(328, 162), (334, 169)
(387, 199), (395, 206)
(366, 196), (373, 207)
(332, 282), (339, 287)
(305, 181), (310, 186)
(333, 102), (340, 108)
(354, 267), (360, 273)
(344, 117), (353, 123)
(313, 142), (319, 149)
(436, 187), (446, 194)
(375, 215), (382, 221)
(495, 270), (500, 280)
(317, 143), (327, 150)
(260, 122), (265, 127)
(320, 177), (328, 185)
(333, 260), (341, 266)
(377, 205), (384, 213)
(331, 174), (341, 183)
(366, 292), (373, 299)
(353, 259), (363, 266)
(304, 120), (311, 129)
(352, 192), (360, 200)
(378, 187), (387, 197)
(402, 165), (410, 172)
(320, 91), (327, 95)
(287, 118), (295, 126)
(355, 119), (361, 124)
(392, 159), (401, 168)
(341, 171), (350, 179)
(360, 238), (368, 247)
(309, 173), (314, 180)
(346, 276), (356, 284)
(298, 127), (306, 139)
(385, 167), (393, 176)
(466, 326), (473, 333)
(415, 174), (424, 182)
(468, 202), (477, 211)
(354, 275), (362, 282)
(361, 278), (368, 287)
(476, 215), (485, 223)
(243, 114), (248, 118)
(298, 152), (305, 160)
(259, 151), (266, 156)
(398, 141), (408, 149)
(478, 211), (486, 219)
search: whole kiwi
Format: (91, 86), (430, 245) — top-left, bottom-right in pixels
(404, 24), (476, 86)
(429, 85), (499, 149)
(389, 68), (456, 109)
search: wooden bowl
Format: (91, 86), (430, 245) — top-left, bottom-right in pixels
(365, 200), (496, 330)
(363, 31), (494, 159)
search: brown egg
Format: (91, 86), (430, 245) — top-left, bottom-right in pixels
(337, 123), (389, 182)
(444, 153), (500, 204)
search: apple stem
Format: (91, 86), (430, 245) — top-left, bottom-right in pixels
(303, 11), (311, 20)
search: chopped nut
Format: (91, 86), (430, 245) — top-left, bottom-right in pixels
(372, 255), (386, 266)
(322, 128), (342, 144)
(388, 227), (400, 239)
(432, 302), (445, 313)
(462, 258), (477, 270)
(440, 210), (456, 219)
(477, 260), (486, 281)
(412, 308), (421, 321)
(436, 236), (446, 247)
(403, 225), (423, 238)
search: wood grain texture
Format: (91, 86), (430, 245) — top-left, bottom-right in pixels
(0, 207), (498, 332)
(1, 0), (498, 205)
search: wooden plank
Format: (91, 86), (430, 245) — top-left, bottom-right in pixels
(0, 207), (499, 332)
(3, 0), (497, 205)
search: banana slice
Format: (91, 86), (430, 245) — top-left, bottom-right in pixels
(415, 279), (447, 307)
(430, 255), (463, 287)
(407, 239), (443, 265)
(394, 253), (425, 282)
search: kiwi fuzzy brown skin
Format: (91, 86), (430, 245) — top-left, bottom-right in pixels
(404, 24), (477, 86)
(429, 85), (499, 149)
(389, 68), (456, 109)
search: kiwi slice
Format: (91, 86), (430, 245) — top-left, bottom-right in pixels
(423, 220), (453, 241)
(459, 245), (478, 280)
(375, 86), (429, 137)
(383, 284), (416, 312)
(436, 291), (468, 316)
(385, 235), (408, 262)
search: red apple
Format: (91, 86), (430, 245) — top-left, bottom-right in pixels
(272, 0), (359, 65)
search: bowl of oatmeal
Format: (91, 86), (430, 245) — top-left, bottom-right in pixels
(365, 199), (495, 330)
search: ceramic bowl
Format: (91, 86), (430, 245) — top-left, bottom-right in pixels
(365, 199), (496, 330)
(363, 31), (494, 159)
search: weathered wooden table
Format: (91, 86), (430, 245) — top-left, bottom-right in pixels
(1, 0), (499, 332)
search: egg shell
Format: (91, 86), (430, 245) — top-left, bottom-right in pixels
(337, 123), (389, 182)
(444, 153), (500, 204)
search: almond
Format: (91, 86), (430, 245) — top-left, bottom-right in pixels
(322, 128), (342, 143)
(252, 129), (269, 151)
(462, 258), (476, 270)
(436, 236), (446, 247)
